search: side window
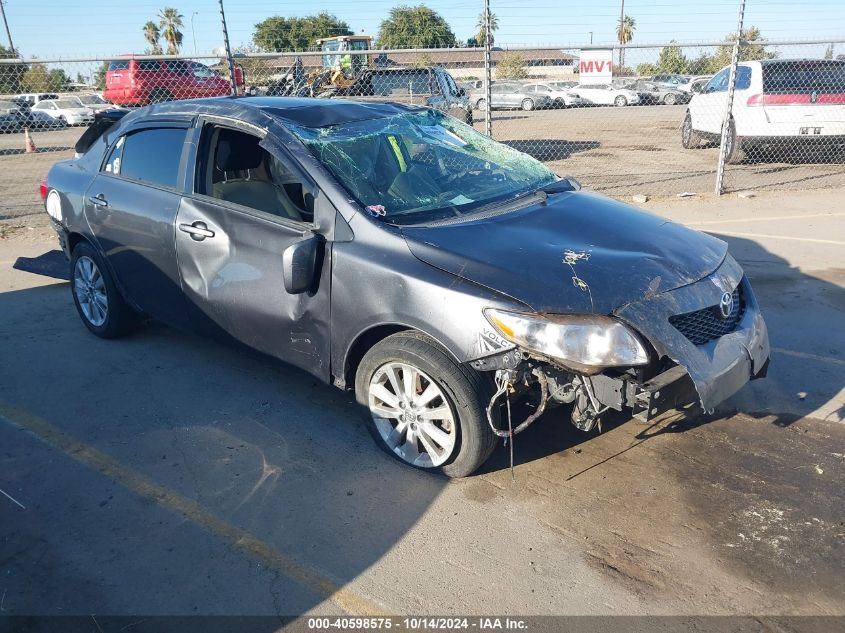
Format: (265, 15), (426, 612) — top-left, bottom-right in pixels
(108, 60), (129, 71)
(199, 125), (313, 224)
(736, 66), (752, 90)
(139, 60), (160, 72)
(102, 128), (186, 188)
(708, 69), (730, 92)
(166, 60), (191, 75)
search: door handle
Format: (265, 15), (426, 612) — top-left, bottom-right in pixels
(179, 221), (215, 241)
(88, 194), (108, 208)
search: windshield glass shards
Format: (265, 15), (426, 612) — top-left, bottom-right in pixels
(289, 110), (556, 224)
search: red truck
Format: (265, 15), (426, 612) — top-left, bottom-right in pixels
(103, 58), (244, 106)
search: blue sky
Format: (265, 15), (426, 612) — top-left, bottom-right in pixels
(4, 0), (844, 59)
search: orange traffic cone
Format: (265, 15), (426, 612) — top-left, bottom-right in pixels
(24, 127), (37, 153)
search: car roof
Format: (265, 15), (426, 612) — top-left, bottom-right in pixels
(132, 96), (427, 128)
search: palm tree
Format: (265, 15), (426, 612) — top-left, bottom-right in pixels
(616, 14), (635, 71)
(158, 7), (184, 55)
(476, 12), (498, 48)
(143, 21), (162, 55)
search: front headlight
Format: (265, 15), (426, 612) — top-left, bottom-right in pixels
(484, 309), (649, 372)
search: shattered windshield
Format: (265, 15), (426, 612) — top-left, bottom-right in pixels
(290, 110), (556, 223)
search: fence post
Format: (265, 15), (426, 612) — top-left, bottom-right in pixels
(483, 0), (493, 137)
(217, 0), (238, 97)
(714, 0), (747, 194)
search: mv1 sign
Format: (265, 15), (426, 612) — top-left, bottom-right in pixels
(579, 50), (613, 84)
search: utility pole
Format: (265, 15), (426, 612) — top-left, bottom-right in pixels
(715, 0), (747, 194)
(0, 0), (15, 54)
(618, 0), (625, 71)
(483, 0), (492, 137)
(191, 12), (199, 54)
(589, 31), (593, 45)
(218, 0), (237, 96)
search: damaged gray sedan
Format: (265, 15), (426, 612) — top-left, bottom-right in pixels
(43, 97), (770, 477)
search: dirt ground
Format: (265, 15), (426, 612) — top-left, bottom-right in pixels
(1, 190), (843, 620)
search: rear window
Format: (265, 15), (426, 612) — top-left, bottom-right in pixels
(105, 127), (186, 189)
(371, 71), (435, 96)
(108, 60), (129, 71)
(763, 60), (845, 93)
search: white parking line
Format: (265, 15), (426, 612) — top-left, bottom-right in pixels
(688, 212), (845, 226)
(774, 347), (845, 367)
(705, 230), (845, 245)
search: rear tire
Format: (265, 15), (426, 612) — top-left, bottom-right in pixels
(475, 98), (487, 111)
(614, 95), (627, 107)
(663, 93), (677, 105)
(725, 118), (746, 164)
(681, 111), (702, 149)
(70, 242), (139, 339)
(355, 331), (497, 478)
(521, 98), (535, 111)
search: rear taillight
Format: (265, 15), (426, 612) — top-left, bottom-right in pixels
(746, 94), (764, 106)
(39, 180), (48, 200)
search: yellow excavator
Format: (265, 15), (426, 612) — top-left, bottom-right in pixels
(316, 35), (374, 90)
(268, 35), (376, 98)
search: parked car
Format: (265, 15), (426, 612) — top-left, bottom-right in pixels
(471, 82), (552, 110)
(680, 75), (713, 93)
(574, 83), (640, 106)
(102, 57), (244, 106)
(0, 100), (27, 133)
(31, 98), (94, 126)
(28, 109), (69, 130)
(43, 96), (770, 477)
(688, 77), (712, 95)
(683, 59), (845, 163)
(521, 82), (588, 108)
(69, 94), (113, 113)
(14, 93), (60, 108)
(649, 74), (690, 91)
(341, 66), (473, 123)
(627, 80), (690, 105)
(546, 81), (578, 91)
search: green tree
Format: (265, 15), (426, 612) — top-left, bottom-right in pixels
(466, 36), (479, 48)
(656, 41), (689, 74)
(48, 68), (71, 90)
(712, 26), (777, 69)
(93, 61), (109, 90)
(636, 62), (657, 76)
(0, 44), (26, 93)
(475, 12), (498, 48)
(616, 14), (635, 70)
(253, 13), (352, 52)
(495, 53), (528, 79)
(377, 5), (457, 49)
(159, 7), (184, 55)
(21, 64), (51, 91)
(144, 20), (163, 55)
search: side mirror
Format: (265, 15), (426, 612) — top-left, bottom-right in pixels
(282, 235), (320, 294)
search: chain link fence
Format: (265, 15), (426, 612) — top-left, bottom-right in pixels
(1, 39), (843, 223)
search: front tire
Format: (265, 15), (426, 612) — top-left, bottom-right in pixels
(663, 92), (677, 105)
(355, 331), (497, 478)
(521, 98), (535, 111)
(475, 98), (487, 111)
(614, 95), (627, 107)
(70, 242), (138, 338)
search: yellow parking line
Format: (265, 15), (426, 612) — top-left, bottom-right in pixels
(705, 230), (845, 245)
(688, 212), (845, 226)
(773, 347), (845, 367)
(0, 403), (390, 617)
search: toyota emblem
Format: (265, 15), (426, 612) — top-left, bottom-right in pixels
(719, 291), (734, 319)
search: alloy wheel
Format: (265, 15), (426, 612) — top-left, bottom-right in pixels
(368, 361), (457, 468)
(73, 256), (108, 327)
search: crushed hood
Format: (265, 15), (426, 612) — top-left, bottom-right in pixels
(400, 191), (727, 315)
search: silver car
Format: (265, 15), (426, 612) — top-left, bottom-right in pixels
(471, 83), (552, 111)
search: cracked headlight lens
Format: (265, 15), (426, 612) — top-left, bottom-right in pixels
(484, 309), (649, 371)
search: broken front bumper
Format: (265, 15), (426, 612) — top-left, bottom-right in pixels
(616, 255), (770, 414)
